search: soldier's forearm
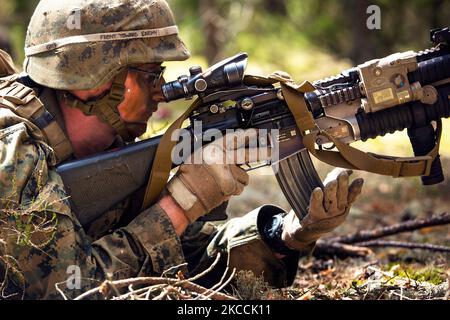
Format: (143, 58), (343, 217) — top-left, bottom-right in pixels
(158, 195), (189, 236)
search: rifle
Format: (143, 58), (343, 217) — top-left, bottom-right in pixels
(56, 27), (450, 228)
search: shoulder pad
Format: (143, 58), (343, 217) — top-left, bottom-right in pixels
(0, 78), (73, 163)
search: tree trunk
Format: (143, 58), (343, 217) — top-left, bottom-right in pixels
(344, 0), (375, 64)
(199, 0), (226, 65)
(263, 0), (287, 15)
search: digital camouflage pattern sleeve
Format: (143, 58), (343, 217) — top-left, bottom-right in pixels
(0, 106), (183, 299)
(0, 106), (302, 300)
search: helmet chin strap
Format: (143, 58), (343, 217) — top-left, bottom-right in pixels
(57, 69), (134, 142)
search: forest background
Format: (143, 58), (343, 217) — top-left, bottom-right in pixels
(0, 0), (449, 299)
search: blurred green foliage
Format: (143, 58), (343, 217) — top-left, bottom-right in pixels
(1, 0), (448, 69)
(168, 0), (449, 64)
(0, 0), (449, 154)
(0, 0), (39, 62)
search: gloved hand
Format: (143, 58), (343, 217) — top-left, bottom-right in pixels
(165, 129), (269, 223)
(281, 168), (364, 251)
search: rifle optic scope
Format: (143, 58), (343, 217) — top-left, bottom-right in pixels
(162, 53), (248, 102)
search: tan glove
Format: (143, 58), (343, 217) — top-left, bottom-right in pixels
(282, 169), (364, 251)
(165, 129), (270, 223)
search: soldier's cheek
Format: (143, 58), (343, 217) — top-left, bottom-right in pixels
(119, 74), (152, 123)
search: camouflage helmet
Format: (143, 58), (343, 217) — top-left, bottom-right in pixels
(23, 0), (190, 90)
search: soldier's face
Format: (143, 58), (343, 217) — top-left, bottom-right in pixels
(65, 63), (166, 154)
(118, 63), (166, 137)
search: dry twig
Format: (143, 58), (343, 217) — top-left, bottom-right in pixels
(356, 240), (450, 252)
(314, 213), (450, 257)
(74, 276), (236, 300)
(328, 212), (450, 244)
(314, 241), (373, 257)
(73, 253), (237, 300)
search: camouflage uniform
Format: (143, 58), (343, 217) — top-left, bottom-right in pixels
(0, 0), (305, 300)
(0, 100), (301, 299)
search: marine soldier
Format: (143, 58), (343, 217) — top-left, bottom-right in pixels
(0, 0), (363, 299)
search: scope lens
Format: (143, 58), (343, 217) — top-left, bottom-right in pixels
(162, 81), (185, 102)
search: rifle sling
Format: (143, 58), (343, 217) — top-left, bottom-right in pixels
(141, 98), (202, 211)
(303, 123), (440, 177)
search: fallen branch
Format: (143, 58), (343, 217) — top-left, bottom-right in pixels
(328, 212), (450, 244)
(314, 241), (373, 258)
(313, 212), (450, 257)
(355, 240), (450, 252)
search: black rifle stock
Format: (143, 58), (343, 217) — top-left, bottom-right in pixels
(56, 27), (450, 228)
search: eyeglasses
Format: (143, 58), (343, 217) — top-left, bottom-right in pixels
(128, 65), (166, 88)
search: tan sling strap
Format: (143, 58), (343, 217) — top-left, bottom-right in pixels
(57, 69), (133, 142)
(269, 72), (317, 133)
(269, 72), (441, 178)
(245, 72), (317, 134)
(141, 98), (203, 210)
(0, 77), (73, 162)
(301, 122), (440, 177)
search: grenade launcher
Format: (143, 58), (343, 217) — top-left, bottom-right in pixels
(56, 27), (450, 228)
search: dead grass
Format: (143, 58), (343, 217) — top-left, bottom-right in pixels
(0, 186), (60, 299)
